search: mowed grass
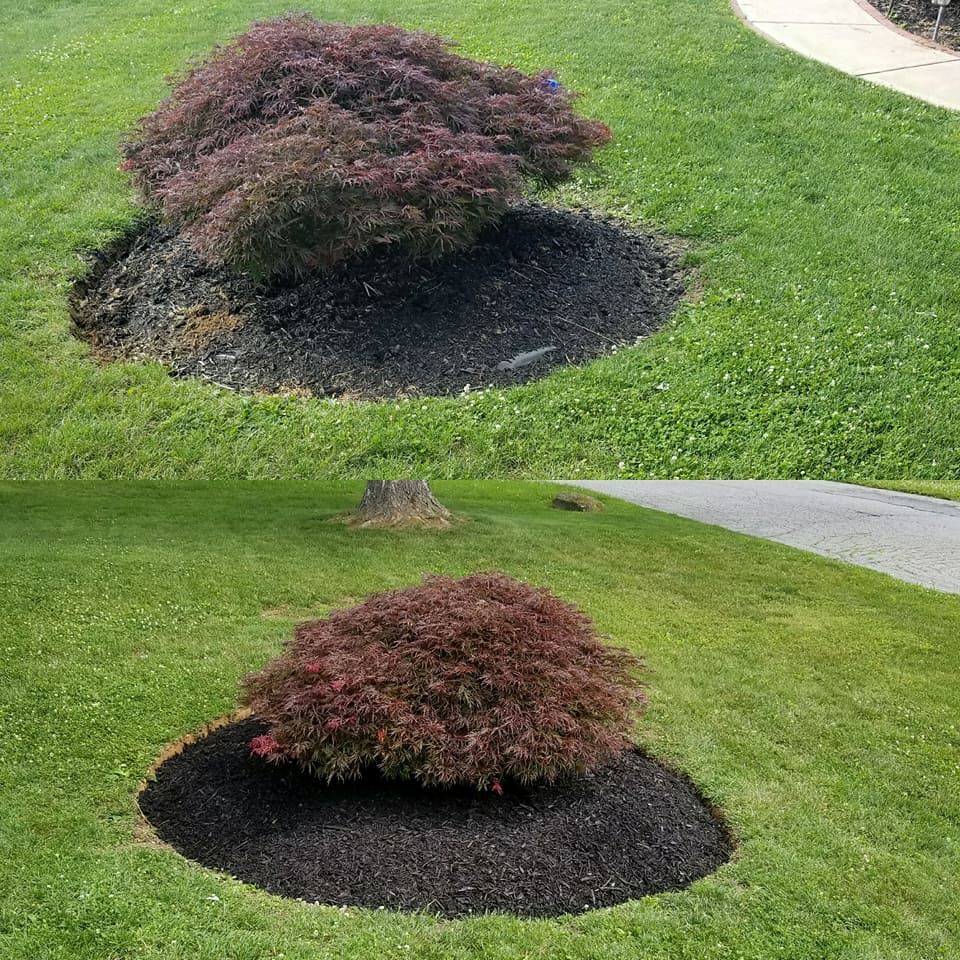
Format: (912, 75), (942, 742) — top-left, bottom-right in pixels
(870, 480), (960, 501)
(1, 0), (959, 478)
(1, 481), (959, 959)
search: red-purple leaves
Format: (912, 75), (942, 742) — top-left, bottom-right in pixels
(120, 16), (612, 279)
(248, 734), (281, 759)
(241, 572), (645, 790)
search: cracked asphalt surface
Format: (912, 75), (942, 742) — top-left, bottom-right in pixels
(568, 481), (960, 594)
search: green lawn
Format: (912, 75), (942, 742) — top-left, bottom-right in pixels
(1, 481), (958, 959)
(869, 480), (960, 501)
(2, 0), (959, 478)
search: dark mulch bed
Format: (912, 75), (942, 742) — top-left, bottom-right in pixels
(138, 718), (732, 918)
(866, 0), (960, 51)
(70, 204), (683, 400)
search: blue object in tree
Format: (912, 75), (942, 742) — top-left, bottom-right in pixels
(543, 77), (562, 92)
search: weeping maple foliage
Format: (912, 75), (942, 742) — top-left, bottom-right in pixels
(241, 573), (645, 790)
(120, 15), (612, 278)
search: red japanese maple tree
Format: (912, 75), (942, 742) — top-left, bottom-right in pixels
(120, 15), (612, 278)
(241, 572), (645, 790)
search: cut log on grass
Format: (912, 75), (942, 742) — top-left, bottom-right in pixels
(348, 481), (452, 529)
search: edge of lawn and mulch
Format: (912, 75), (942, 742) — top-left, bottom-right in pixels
(70, 204), (684, 401)
(136, 715), (734, 918)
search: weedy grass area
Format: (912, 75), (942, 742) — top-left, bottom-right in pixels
(1, 0), (959, 477)
(1, 481), (958, 958)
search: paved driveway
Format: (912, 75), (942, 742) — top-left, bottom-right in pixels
(569, 481), (960, 593)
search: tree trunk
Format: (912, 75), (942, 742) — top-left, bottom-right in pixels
(348, 481), (453, 528)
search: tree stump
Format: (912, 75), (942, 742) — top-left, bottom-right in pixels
(347, 481), (453, 529)
(551, 493), (604, 513)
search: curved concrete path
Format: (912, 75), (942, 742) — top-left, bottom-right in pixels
(568, 481), (960, 593)
(733, 0), (960, 110)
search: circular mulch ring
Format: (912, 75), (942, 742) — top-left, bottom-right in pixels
(138, 717), (733, 918)
(70, 204), (683, 400)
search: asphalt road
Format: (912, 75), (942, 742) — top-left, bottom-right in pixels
(568, 480), (960, 594)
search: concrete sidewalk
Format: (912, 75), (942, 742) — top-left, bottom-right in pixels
(568, 480), (960, 594)
(733, 0), (960, 110)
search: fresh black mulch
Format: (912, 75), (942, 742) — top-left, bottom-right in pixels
(70, 204), (683, 400)
(138, 718), (732, 918)
(865, 0), (959, 51)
